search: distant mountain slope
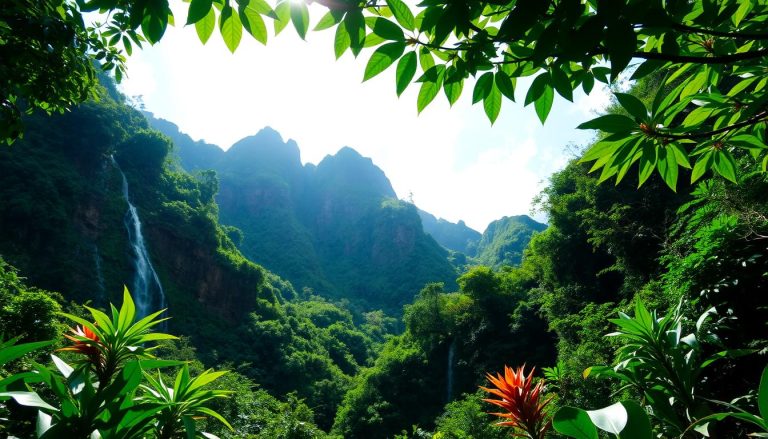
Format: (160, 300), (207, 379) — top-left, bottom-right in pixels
(417, 209), (481, 256)
(148, 116), (457, 313)
(475, 215), (547, 267)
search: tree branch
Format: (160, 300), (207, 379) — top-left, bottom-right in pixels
(633, 48), (768, 64)
(660, 111), (768, 140)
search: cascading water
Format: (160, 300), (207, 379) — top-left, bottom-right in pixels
(446, 339), (456, 403)
(111, 157), (166, 319)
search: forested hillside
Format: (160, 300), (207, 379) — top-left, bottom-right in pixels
(147, 115), (458, 313)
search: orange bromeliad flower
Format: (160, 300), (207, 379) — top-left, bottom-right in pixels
(60, 325), (104, 366)
(481, 365), (553, 439)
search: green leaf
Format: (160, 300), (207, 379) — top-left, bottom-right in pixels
(484, 83), (502, 124)
(240, 3), (268, 44)
(669, 143), (691, 168)
(417, 66), (444, 113)
(344, 10), (365, 56)
(615, 93), (647, 121)
(385, 0), (415, 31)
(219, 6), (242, 53)
(314, 10), (344, 31)
(524, 73), (549, 106)
(363, 42), (405, 81)
(495, 72), (515, 101)
(395, 51), (417, 96)
(334, 20), (351, 59)
(195, 8), (216, 44)
(472, 72), (493, 104)
(619, 401), (653, 439)
(553, 406), (599, 439)
(368, 17), (404, 41)
(443, 69), (463, 107)
(141, 11), (168, 45)
(759, 365), (768, 420)
(638, 143), (657, 187)
(0, 392), (57, 411)
(657, 146), (679, 191)
(691, 150), (714, 183)
(187, 0), (213, 25)
(713, 150), (737, 183)
(0, 340), (52, 367)
(587, 402), (626, 435)
(578, 115), (637, 133)
(290, 1), (309, 40)
(273, 1), (291, 35)
(550, 66), (573, 101)
(534, 85), (554, 124)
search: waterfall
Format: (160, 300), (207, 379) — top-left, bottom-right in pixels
(446, 339), (456, 403)
(111, 157), (166, 319)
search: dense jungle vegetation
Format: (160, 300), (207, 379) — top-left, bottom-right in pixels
(3, 0), (768, 436)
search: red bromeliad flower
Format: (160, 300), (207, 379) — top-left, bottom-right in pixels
(481, 365), (553, 439)
(60, 325), (104, 367)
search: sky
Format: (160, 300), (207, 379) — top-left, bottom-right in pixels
(119, 4), (611, 232)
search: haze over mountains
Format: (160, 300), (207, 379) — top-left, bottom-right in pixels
(147, 115), (546, 310)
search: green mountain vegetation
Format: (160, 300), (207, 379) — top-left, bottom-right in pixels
(0, 81), (395, 433)
(148, 116), (458, 314)
(474, 215), (547, 267)
(417, 210), (481, 256)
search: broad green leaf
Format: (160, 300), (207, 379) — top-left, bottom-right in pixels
(219, 6), (242, 53)
(657, 146), (679, 191)
(367, 17), (404, 41)
(314, 10), (343, 31)
(141, 11), (168, 45)
(198, 407), (234, 430)
(587, 402), (627, 435)
(417, 66), (444, 113)
(553, 406), (599, 439)
(419, 47), (434, 72)
(240, 3), (268, 44)
(732, 0), (754, 26)
(37, 411), (52, 437)
(713, 150), (737, 183)
(550, 66), (573, 101)
(0, 392), (57, 411)
(472, 72), (493, 104)
(669, 143), (691, 168)
(443, 71), (463, 107)
(638, 143), (657, 187)
(484, 83), (502, 124)
(334, 21), (351, 59)
(395, 51), (417, 96)
(118, 286), (136, 333)
(0, 340), (52, 367)
(615, 93), (647, 121)
(187, 0), (213, 25)
(290, 1), (309, 40)
(273, 1), (290, 35)
(385, 0), (415, 31)
(344, 10), (365, 56)
(620, 401), (653, 439)
(534, 85), (554, 124)
(524, 73), (549, 106)
(577, 115), (637, 133)
(51, 355), (73, 378)
(495, 72), (515, 101)
(363, 42), (405, 81)
(691, 150), (714, 183)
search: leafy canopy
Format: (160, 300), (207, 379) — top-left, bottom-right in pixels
(3, 0), (768, 189)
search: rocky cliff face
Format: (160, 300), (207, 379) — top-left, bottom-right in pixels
(150, 116), (457, 313)
(417, 210), (482, 256)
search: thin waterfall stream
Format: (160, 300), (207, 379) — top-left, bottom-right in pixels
(111, 157), (166, 319)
